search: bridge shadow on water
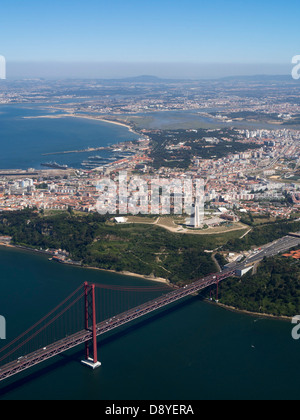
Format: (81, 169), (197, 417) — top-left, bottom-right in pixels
(0, 293), (207, 397)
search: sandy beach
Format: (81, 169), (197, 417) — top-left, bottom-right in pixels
(83, 264), (172, 287)
(23, 113), (137, 134)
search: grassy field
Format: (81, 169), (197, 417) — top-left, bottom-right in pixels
(0, 209), (250, 286)
(3, 209), (300, 290)
(125, 214), (249, 236)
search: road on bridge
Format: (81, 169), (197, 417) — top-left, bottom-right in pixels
(1, 231), (300, 382)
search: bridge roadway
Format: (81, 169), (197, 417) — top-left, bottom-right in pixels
(2, 232), (300, 382)
(0, 270), (235, 382)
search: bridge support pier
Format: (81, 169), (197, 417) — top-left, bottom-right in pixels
(81, 282), (101, 370)
(81, 357), (101, 370)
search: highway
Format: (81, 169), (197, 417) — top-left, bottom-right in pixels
(224, 232), (300, 272)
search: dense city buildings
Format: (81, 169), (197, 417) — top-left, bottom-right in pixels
(1, 120), (300, 227)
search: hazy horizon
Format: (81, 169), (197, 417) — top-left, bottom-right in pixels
(1, 1), (298, 81)
(4, 61), (292, 81)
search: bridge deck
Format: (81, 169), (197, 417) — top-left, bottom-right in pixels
(0, 270), (234, 382)
(2, 231), (300, 383)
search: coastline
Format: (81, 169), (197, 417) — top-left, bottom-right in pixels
(83, 264), (172, 287)
(207, 299), (292, 322)
(23, 113), (138, 135)
(0, 241), (172, 287)
(0, 242), (293, 319)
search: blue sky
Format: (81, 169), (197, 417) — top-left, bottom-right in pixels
(0, 0), (299, 77)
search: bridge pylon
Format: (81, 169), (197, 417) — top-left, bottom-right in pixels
(81, 282), (101, 370)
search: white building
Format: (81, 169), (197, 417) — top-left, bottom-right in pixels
(187, 201), (204, 228)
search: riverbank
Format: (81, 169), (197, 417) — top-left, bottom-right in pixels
(82, 264), (172, 287)
(0, 241), (172, 287)
(207, 299), (292, 322)
(0, 243), (292, 318)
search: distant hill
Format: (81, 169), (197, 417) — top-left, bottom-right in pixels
(112, 75), (191, 84)
(218, 74), (293, 83)
(114, 74), (295, 84)
(118, 75), (163, 83)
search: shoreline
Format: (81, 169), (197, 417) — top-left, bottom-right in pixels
(207, 299), (292, 322)
(82, 264), (172, 287)
(23, 113), (138, 135)
(0, 242), (172, 287)
(0, 242), (293, 319)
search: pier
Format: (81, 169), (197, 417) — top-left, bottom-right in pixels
(42, 146), (111, 156)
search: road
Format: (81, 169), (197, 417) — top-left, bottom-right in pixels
(224, 233), (300, 272)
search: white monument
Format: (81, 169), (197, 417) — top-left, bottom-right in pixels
(188, 201), (204, 228)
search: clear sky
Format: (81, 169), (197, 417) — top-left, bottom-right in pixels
(0, 0), (299, 78)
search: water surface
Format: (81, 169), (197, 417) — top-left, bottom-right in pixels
(0, 246), (299, 400)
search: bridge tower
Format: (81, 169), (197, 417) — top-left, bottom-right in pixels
(216, 277), (219, 303)
(81, 282), (101, 370)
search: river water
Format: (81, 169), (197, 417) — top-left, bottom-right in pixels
(0, 104), (299, 400)
(0, 246), (299, 401)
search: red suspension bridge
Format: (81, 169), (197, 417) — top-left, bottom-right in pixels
(0, 270), (235, 382)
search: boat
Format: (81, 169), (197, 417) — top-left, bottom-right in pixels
(88, 155), (103, 160)
(81, 162), (99, 167)
(87, 155), (112, 161)
(41, 161), (69, 170)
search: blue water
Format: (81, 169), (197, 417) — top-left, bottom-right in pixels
(1, 104), (300, 400)
(0, 247), (300, 400)
(0, 105), (139, 170)
(124, 110), (300, 131)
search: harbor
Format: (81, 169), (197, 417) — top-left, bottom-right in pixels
(42, 146), (111, 156)
(41, 162), (69, 170)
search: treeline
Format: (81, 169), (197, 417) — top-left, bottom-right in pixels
(149, 128), (260, 169)
(212, 257), (300, 317)
(0, 209), (109, 261)
(0, 210), (219, 285)
(3, 209), (300, 301)
(225, 219), (300, 252)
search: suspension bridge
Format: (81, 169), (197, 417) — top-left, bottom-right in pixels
(0, 269), (235, 383)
